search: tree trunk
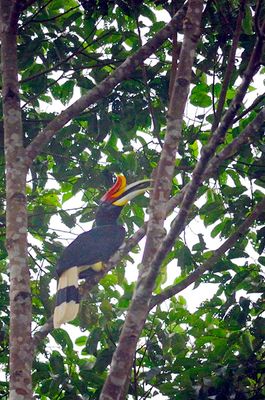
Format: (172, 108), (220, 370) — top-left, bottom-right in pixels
(0, 2), (33, 399)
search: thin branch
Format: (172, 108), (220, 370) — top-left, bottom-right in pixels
(21, 71), (65, 109)
(205, 107), (265, 176)
(136, 16), (163, 148)
(212, 0), (246, 131)
(150, 196), (265, 309)
(167, 107), (265, 212)
(24, 5), (187, 167)
(211, 56), (217, 118)
(132, 357), (138, 400)
(233, 92), (265, 123)
(20, 0), (56, 29)
(168, 30), (180, 100)
(254, 0), (263, 36)
(30, 5), (80, 23)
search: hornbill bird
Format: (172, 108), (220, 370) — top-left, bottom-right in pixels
(53, 175), (150, 328)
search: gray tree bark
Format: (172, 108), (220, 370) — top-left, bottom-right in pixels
(0, 1), (33, 398)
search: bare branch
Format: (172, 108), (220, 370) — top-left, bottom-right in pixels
(150, 196), (265, 309)
(24, 6), (187, 167)
(206, 107), (265, 176)
(141, 0), (203, 271)
(254, 0), (263, 36)
(32, 317), (53, 348)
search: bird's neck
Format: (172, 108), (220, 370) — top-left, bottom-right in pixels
(95, 203), (123, 226)
(95, 216), (119, 226)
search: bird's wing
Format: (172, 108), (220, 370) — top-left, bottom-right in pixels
(56, 225), (125, 276)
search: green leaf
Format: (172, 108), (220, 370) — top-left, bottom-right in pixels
(242, 5), (254, 35)
(85, 327), (101, 355)
(177, 245), (193, 272)
(52, 329), (74, 351)
(94, 348), (114, 373)
(59, 210), (76, 228)
(75, 336), (87, 346)
(190, 84), (212, 108)
(62, 11), (82, 29)
(60, 80), (75, 105)
(258, 256), (265, 266)
(49, 351), (65, 374)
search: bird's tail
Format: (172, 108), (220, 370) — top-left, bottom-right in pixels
(53, 266), (79, 328)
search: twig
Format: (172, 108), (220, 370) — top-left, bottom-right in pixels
(21, 71), (65, 109)
(20, 0), (56, 29)
(233, 93), (265, 123)
(30, 5), (80, 23)
(254, 0), (263, 36)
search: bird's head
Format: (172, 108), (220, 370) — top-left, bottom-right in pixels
(96, 174), (150, 225)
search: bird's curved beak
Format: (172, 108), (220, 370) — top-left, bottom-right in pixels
(100, 175), (151, 206)
(112, 178), (151, 206)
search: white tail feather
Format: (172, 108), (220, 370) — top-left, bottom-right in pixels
(53, 266), (79, 328)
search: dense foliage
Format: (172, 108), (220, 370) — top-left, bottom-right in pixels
(0, 0), (264, 399)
